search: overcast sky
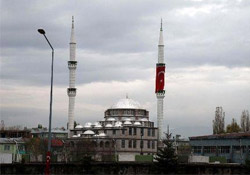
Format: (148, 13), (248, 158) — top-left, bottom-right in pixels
(1, 0), (250, 137)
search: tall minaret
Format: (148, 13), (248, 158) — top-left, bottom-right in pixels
(155, 19), (165, 140)
(67, 16), (77, 135)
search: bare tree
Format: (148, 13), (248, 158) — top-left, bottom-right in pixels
(213, 107), (225, 134)
(241, 110), (250, 132)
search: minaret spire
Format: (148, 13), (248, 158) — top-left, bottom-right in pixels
(155, 19), (165, 140)
(67, 16), (77, 137)
(160, 18), (163, 31)
(70, 16), (76, 44)
(72, 16), (74, 29)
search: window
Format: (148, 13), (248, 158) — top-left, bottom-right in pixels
(152, 129), (155, 137)
(129, 128), (132, 135)
(140, 140), (144, 148)
(100, 141), (104, 148)
(219, 146), (230, 154)
(193, 146), (202, 154)
(105, 141), (110, 148)
(113, 130), (116, 135)
(147, 140), (151, 149)
(133, 140), (137, 148)
(141, 128), (144, 136)
(148, 129), (151, 136)
(129, 140), (132, 148)
(204, 146), (216, 153)
(122, 129), (125, 135)
(121, 140), (125, 148)
(133, 128), (137, 135)
(152, 141), (155, 149)
(4, 145), (10, 151)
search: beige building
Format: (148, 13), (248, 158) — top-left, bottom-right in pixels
(68, 97), (158, 161)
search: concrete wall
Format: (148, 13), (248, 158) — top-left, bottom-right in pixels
(0, 162), (247, 175)
(0, 153), (12, 164)
(189, 155), (209, 163)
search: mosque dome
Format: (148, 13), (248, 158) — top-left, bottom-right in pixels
(115, 121), (122, 127)
(111, 98), (141, 109)
(75, 125), (83, 129)
(83, 130), (95, 135)
(105, 123), (113, 127)
(134, 121), (141, 126)
(107, 117), (116, 121)
(124, 121), (132, 125)
(98, 133), (106, 137)
(84, 122), (92, 128)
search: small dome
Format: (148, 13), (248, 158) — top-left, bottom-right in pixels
(84, 122), (92, 128)
(75, 125), (83, 129)
(134, 121), (141, 126)
(140, 118), (148, 121)
(77, 134), (81, 137)
(93, 122), (99, 126)
(106, 123), (113, 127)
(83, 130), (95, 135)
(115, 121), (122, 127)
(123, 118), (131, 121)
(124, 121), (132, 125)
(107, 117), (116, 121)
(111, 98), (141, 109)
(95, 124), (102, 128)
(98, 133), (106, 137)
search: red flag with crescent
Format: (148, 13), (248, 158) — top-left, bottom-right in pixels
(155, 65), (165, 92)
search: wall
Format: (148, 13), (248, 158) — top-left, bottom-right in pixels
(0, 162), (248, 175)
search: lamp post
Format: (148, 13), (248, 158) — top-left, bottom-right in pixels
(140, 128), (143, 155)
(38, 29), (54, 175)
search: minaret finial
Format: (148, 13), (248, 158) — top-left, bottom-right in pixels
(160, 18), (163, 31)
(72, 16), (74, 29)
(126, 93), (128, 99)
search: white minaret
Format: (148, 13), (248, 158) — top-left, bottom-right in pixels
(155, 19), (165, 140)
(67, 16), (77, 135)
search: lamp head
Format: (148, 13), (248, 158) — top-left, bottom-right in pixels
(38, 29), (45, 35)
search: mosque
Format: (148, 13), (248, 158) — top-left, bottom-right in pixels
(66, 17), (165, 160)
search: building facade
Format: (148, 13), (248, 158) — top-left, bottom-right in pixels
(69, 97), (158, 161)
(189, 132), (250, 164)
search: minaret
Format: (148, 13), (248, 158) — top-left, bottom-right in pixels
(67, 16), (77, 135)
(155, 19), (165, 140)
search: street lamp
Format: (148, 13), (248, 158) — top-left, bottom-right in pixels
(38, 28), (54, 175)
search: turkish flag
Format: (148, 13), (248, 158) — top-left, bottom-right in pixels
(155, 66), (165, 92)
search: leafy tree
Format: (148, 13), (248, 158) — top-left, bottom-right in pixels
(213, 107), (225, 134)
(154, 133), (178, 174)
(25, 138), (47, 161)
(241, 110), (250, 132)
(226, 118), (241, 133)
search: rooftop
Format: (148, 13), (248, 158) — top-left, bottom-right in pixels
(189, 132), (250, 140)
(110, 98), (141, 109)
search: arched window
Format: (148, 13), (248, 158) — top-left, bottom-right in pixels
(100, 141), (104, 148)
(105, 141), (110, 148)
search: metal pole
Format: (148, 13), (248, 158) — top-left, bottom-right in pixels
(41, 34), (54, 153)
(140, 128), (143, 155)
(38, 30), (54, 175)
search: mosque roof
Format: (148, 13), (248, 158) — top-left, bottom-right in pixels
(110, 98), (141, 109)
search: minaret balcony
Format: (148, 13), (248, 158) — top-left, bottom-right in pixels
(156, 63), (165, 67)
(68, 61), (77, 69)
(156, 91), (165, 97)
(67, 88), (77, 97)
